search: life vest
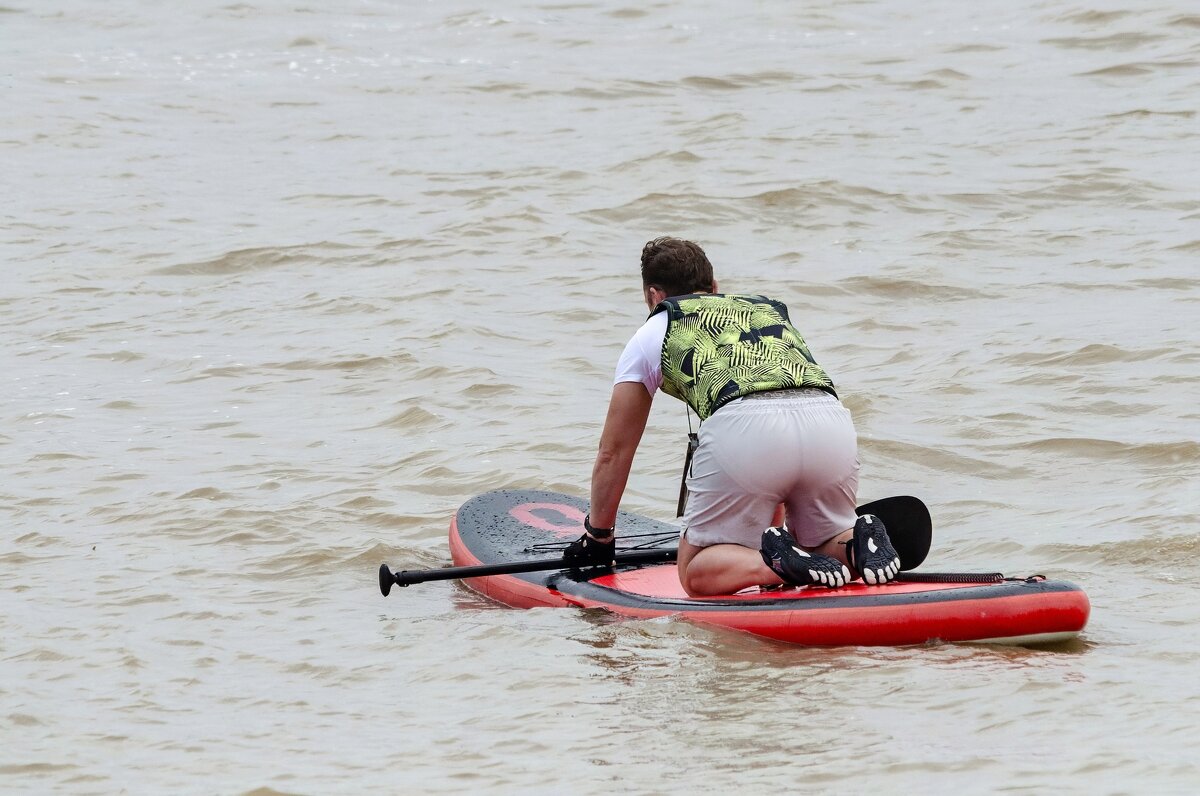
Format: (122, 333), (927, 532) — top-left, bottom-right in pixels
(651, 293), (836, 420)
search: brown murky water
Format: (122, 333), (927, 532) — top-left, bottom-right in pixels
(3, 1), (1198, 792)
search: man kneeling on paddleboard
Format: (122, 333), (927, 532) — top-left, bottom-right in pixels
(563, 237), (900, 596)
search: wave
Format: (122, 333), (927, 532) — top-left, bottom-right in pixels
(1035, 527), (1200, 569)
(1056, 10), (1131, 24)
(578, 179), (939, 228)
(867, 438), (1030, 480)
(1042, 33), (1164, 51)
(1018, 438), (1200, 466)
(838, 275), (990, 301)
(152, 243), (355, 276)
(681, 72), (800, 90)
(998, 343), (1177, 367)
(1080, 61), (1197, 78)
(371, 405), (443, 431)
(262, 354), (415, 371)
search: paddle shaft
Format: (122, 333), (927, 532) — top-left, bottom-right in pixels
(380, 549), (677, 594)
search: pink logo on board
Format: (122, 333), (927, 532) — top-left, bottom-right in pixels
(508, 502), (585, 539)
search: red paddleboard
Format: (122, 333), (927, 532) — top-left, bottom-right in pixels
(449, 489), (1090, 647)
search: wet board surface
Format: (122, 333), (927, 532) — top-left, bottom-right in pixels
(449, 489), (1090, 646)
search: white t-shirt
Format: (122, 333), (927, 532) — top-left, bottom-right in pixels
(613, 311), (668, 395)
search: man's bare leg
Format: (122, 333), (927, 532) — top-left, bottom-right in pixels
(808, 528), (854, 568)
(678, 526), (858, 597)
(775, 501), (855, 570)
(676, 535), (783, 597)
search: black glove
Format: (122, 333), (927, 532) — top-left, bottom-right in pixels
(563, 516), (616, 568)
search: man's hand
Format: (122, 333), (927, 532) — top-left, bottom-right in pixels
(563, 528), (616, 568)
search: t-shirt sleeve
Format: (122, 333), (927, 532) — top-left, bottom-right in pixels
(613, 311), (667, 396)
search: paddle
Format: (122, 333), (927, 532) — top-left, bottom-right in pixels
(378, 495), (931, 596)
(379, 549), (677, 595)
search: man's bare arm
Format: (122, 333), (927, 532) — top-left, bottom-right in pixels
(587, 381), (653, 530)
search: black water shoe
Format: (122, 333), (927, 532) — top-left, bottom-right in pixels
(847, 514), (900, 585)
(760, 526), (850, 588)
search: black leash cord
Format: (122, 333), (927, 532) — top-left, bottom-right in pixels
(896, 571), (1005, 584)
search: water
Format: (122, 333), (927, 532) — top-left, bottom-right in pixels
(3, 0), (1198, 792)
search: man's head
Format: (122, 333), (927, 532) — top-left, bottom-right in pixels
(640, 237), (717, 308)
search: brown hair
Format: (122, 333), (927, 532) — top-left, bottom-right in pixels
(639, 237), (715, 298)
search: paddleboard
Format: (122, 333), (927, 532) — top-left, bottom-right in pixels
(449, 489), (1090, 647)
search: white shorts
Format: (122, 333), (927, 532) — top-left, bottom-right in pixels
(681, 388), (860, 549)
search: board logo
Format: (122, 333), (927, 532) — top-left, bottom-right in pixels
(508, 502), (585, 539)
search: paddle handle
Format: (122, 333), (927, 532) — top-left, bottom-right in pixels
(379, 549), (678, 596)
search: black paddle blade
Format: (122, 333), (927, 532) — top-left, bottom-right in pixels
(855, 495), (932, 571)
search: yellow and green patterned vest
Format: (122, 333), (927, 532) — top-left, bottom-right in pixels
(651, 293), (836, 420)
